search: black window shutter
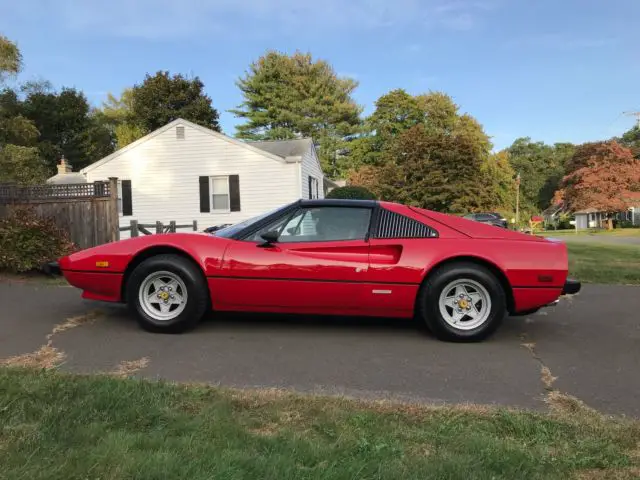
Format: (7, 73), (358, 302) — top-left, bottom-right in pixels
(121, 180), (132, 216)
(308, 176), (313, 199)
(229, 175), (241, 212)
(199, 176), (210, 212)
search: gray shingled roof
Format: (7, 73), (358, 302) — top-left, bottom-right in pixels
(247, 138), (313, 159)
(46, 173), (87, 185)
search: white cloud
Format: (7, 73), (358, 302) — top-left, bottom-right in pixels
(1, 0), (495, 40)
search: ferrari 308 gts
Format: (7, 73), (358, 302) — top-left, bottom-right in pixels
(54, 199), (580, 342)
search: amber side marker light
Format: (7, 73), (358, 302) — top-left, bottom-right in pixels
(95, 261), (110, 268)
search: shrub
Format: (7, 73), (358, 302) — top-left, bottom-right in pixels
(326, 186), (376, 200)
(555, 213), (574, 230)
(0, 207), (76, 273)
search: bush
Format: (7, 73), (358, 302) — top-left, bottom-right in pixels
(326, 186), (376, 200)
(0, 207), (76, 273)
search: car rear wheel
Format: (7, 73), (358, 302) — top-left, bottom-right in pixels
(417, 262), (506, 342)
(126, 254), (209, 333)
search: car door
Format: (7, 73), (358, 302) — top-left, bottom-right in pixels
(212, 205), (373, 314)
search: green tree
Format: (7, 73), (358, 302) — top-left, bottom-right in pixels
(0, 36), (47, 185)
(130, 71), (220, 132)
(99, 89), (147, 148)
(374, 123), (495, 213)
(231, 51), (362, 177)
(0, 144), (48, 184)
(326, 186), (376, 200)
(506, 138), (574, 212)
(349, 91), (511, 213)
(483, 151), (516, 214)
(0, 35), (21, 82)
(347, 89), (424, 168)
(19, 87), (114, 171)
(618, 124), (640, 159)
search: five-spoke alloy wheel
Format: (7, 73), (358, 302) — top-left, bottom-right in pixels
(138, 271), (189, 321)
(127, 254), (209, 333)
(417, 262), (506, 342)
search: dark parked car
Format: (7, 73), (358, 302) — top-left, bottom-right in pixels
(463, 212), (508, 228)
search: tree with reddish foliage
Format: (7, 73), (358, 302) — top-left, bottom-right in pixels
(560, 141), (640, 229)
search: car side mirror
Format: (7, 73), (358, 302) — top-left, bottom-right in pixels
(257, 230), (279, 248)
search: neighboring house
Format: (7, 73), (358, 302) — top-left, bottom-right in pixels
(48, 119), (327, 238)
(46, 158), (87, 185)
(573, 193), (640, 229)
(542, 203), (564, 225)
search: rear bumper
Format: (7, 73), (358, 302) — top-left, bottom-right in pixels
(562, 279), (581, 295)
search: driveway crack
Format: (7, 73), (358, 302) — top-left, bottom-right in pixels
(520, 334), (597, 416)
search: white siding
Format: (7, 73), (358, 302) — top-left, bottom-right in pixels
(575, 214), (588, 230)
(300, 144), (325, 200)
(83, 122), (299, 237)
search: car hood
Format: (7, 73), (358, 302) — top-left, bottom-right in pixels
(410, 207), (546, 241)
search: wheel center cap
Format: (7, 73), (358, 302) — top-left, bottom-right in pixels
(458, 298), (469, 309)
(159, 291), (170, 300)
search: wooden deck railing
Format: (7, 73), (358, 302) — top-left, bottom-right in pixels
(119, 220), (198, 237)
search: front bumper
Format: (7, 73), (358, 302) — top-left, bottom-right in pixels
(562, 279), (581, 295)
(43, 261), (61, 276)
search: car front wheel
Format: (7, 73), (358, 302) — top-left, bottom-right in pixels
(126, 254), (209, 333)
(417, 262), (506, 342)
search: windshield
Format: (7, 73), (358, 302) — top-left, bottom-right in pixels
(210, 204), (291, 238)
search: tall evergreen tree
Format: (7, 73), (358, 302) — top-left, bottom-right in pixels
(231, 51), (362, 177)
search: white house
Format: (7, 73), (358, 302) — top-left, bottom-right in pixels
(53, 119), (328, 237)
(572, 192), (640, 229)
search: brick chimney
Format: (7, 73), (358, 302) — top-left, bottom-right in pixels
(57, 156), (72, 175)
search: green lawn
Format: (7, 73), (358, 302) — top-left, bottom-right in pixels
(541, 228), (640, 237)
(1, 368), (639, 480)
(567, 243), (640, 285)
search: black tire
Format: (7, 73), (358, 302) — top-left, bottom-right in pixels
(126, 254), (209, 333)
(417, 262), (506, 342)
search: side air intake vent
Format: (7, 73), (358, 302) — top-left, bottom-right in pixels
(375, 209), (438, 239)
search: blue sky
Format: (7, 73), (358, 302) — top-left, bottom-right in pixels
(2, 0), (638, 150)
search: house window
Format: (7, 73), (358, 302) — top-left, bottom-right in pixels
(308, 176), (319, 199)
(210, 176), (230, 211)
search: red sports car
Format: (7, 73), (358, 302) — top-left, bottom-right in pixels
(54, 199), (580, 342)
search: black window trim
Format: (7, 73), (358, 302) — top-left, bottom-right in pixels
(229, 201), (438, 243)
(235, 202), (376, 243)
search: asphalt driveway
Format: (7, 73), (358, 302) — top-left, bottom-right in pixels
(1, 278), (639, 417)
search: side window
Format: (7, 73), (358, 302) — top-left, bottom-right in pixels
(247, 207), (371, 243)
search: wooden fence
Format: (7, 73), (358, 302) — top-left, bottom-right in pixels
(0, 178), (119, 250)
(120, 220), (198, 237)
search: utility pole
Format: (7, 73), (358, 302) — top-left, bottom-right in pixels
(515, 172), (521, 227)
(623, 111), (640, 128)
